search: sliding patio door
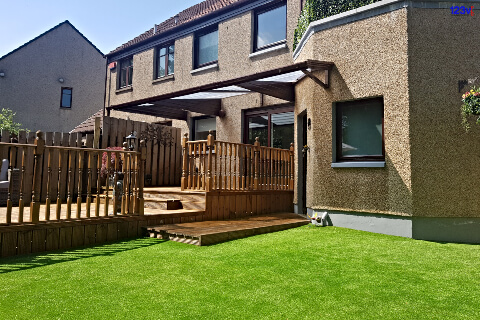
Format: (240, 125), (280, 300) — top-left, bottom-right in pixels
(244, 105), (294, 148)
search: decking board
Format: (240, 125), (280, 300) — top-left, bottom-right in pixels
(145, 213), (308, 246)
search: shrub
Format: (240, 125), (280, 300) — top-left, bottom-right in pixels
(0, 108), (28, 135)
(293, 0), (381, 50)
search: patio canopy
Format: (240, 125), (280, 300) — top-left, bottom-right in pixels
(107, 60), (334, 120)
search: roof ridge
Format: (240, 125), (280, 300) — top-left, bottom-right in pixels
(0, 20), (104, 61)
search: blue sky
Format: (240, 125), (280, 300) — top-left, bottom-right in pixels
(0, 0), (202, 57)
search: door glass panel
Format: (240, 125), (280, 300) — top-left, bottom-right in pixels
(271, 112), (294, 149)
(194, 117), (216, 140)
(248, 115), (268, 146)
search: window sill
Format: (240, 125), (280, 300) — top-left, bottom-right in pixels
(115, 86), (133, 94)
(191, 63), (218, 75)
(331, 161), (385, 168)
(152, 74), (174, 84)
(249, 42), (287, 59)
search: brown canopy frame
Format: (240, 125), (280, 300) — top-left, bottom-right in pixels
(107, 60), (334, 120)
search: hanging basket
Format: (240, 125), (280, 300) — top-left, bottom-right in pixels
(461, 88), (480, 131)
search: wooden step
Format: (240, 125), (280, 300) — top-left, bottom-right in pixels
(144, 213), (309, 246)
(144, 198), (205, 210)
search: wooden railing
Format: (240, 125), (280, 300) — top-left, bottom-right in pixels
(181, 133), (294, 192)
(0, 131), (147, 225)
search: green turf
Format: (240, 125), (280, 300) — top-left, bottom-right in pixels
(1, 226), (479, 319)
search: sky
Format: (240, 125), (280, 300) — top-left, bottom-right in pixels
(0, 0), (202, 57)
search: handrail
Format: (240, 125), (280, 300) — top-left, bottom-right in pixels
(181, 132), (294, 192)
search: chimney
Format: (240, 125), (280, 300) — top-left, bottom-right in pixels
(174, 14), (179, 25)
(154, 24), (157, 34)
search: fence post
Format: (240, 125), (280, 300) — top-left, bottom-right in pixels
(136, 140), (146, 215)
(254, 137), (260, 190)
(206, 131), (215, 192)
(31, 131), (45, 223)
(181, 133), (189, 191)
(290, 143), (294, 190)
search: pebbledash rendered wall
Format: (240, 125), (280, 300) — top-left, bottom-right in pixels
(292, 0), (480, 243)
(105, 0), (302, 140)
(0, 22), (106, 133)
(106, 1), (300, 103)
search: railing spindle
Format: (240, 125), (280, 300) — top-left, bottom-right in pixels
(76, 150), (83, 219)
(95, 151), (101, 217)
(103, 151), (110, 217)
(18, 149), (26, 223)
(86, 152), (92, 217)
(137, 140), (146, 215)
(45, 148), (52, 220)
(6, 146), (16, 223)
(56, 150), (63, 220)
(290, 143), (294, 190)
(181, 134), (188, 191)
(128, 151), (134, 214)
(112, 151), (119, 216)
(66, 150), (73, 219)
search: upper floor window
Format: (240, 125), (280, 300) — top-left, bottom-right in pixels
(335, 97), (384, 162)
(119, 57), (133, 88)
(194, 27), (218, 69)
(60, 87), (72, 108)
(254, 2), (287, 51)
(156, 44), (174, 78)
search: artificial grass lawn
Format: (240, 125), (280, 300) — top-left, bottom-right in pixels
(1, 226), (479, 319)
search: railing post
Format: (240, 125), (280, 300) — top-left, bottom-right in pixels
(30, 131), (45, 223)
(206, 131), (215, 191)
(181, 133), (189, 191)
(136, 140), (146, 215)
(254, 137), (260, 190)
(289, 143), (294, 190)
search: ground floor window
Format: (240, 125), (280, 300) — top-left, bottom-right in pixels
(335, 97), (384, 161)
(192, 116), (216, 140)
(244, 105), (294, 149)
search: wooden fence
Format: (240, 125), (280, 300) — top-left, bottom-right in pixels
(181, 133), (294, 192)
(0, 131), (146, 225)
(0, 129), (96, 204)
(101, 116), (182, 186)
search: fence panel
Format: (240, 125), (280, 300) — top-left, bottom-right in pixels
(101, 116), (182, 186)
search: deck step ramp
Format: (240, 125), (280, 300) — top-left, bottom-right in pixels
(144, 213), (309, 246)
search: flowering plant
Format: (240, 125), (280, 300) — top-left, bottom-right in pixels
(100, 147), (124, 179)
(461, 87), (480, 131)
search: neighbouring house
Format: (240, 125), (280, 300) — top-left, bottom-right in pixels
(0, 20), (106, 133)
(104, 0), (480, 243)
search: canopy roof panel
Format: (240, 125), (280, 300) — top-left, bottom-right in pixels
(108, 60), (333, 120)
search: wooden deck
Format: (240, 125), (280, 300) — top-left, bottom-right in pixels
(0, 187), (204, 225)
(144, 213), (309, 246)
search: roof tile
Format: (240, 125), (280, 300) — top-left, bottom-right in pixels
(108, 0), (248, 56)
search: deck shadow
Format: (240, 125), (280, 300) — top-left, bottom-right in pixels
(0, 237), (165, 274)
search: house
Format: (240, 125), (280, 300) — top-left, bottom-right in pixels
(104, 0), (480, 243)
(0, 21), (106, 133)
